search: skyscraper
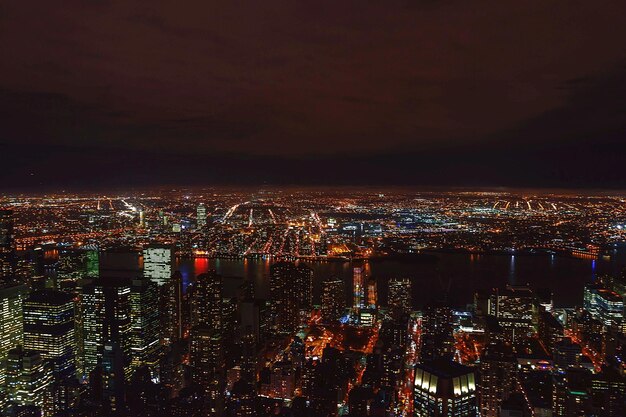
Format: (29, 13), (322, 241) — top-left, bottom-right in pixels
(321, 276), (345, 323)
(143, 244), (173, 286)
(490, 285), (537, 342)
(162, 271), (184, 344)
(420, 303), (454, 362)
(129, 277), (161, 378)
(414, 358), (477, 417)
(0, 209), (15, 279)
(101, 340), (127, 414)
(296, 264), (314, 311)
(367, 277), (377, 309)
(197, 203), (207, 229)
(478, 341), (517, 417)
(584, 285), (623, 328)
(388, 277), (412, 316)
(189, 271), (225, 413)
(190, 271), (223, 330)
(23, 290), (76, 381)
(190, 327), (225, 415)
(5, 346), (53, 414)
(591, 367), (626, 417)
(80, 278), (132, 380)
(269, 262), (309, 334)
(0, 283), (28, 387)
(353, 267), (364, 312)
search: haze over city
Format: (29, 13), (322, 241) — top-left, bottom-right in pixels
(2, 1), (626, 188)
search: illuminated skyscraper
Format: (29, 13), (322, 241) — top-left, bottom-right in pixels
(0, 283), (28, 387)
(420, 303), (454, 362)
(23, 290), (76, 381)
(591, 368), (626, 417)
(190, 327), (225, 415)
(367, 277), (377, 309)
(583, 285), (623, 328)
(197, 203), (207, 228)
(190, 271), (223, 330)
(296, 264), (314, 311)
(162, 271), (184, 344)
(414, 358), (477, 417)
(0, 209), (15, 279)
(189, 271), (225, 413)
(353, 267), (364, 312)
(490, 285), (537, 342)
(143, 244), (173, 286)
(269, 262), (310, 334)
(321, 276), (345, 323)
(388, 278), (412, 316)
(5, 346), (53, 414)
(129, 278), (161, 378)
(478, 341), (517, 417)
(101, 340), (126, 414)
(80, 279), (132, 380)
(538, 311), (564, 353)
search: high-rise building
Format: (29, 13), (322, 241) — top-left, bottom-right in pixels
(321, 276), (345, 323)
(0, 209), (15, 279)
(367, 277), (377, 309)
(129, 278), (161, 378)
(553, 338), (583, 370)
(420, 303), (454, 362)
(538, 311), (565, 354)
(100, 340), (127, 414)
(0, 283), (28, 387)
(162, 271), (184, 344)
(138, 209), (145, 228)
(190, 271), (223, 330)
(197, 203), (207, 229)
(478, 341), (517, 417)
(353, 267), (364, 312)
(80, 278), (132, 380)
(490, 285), (537, 342)
(190, 327), (225, 415)
(388, 278), (412, 316)
(23, 290), (76, 381)
(584, 285), (623, 328)
(414, 358), (477, 417)
(143, 245), (173, 286)
(591, 367), (626, 417)
(258, 360), (296, 400)
(296, 264), (314, 311)
(552, 368), (592, 417)
(269, 262), (309, 334)
(5, 346), (53, 415)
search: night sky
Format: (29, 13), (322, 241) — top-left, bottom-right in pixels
(1, 1), (626, 189)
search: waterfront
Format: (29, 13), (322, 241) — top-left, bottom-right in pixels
(176, 247), (626, 308)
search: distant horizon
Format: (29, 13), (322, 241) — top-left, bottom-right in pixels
(3, 184), (626, 196)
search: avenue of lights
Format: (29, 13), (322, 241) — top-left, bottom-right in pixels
(0, 188), (624, 416)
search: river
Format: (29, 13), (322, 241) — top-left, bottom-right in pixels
(175, 245), (626, 309)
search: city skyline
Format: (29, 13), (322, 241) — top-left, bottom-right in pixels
(0, 188), (625, 416)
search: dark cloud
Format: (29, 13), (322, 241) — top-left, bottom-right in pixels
(1, 1), (626, 188)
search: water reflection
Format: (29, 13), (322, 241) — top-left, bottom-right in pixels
(173, 250), (626, 308)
